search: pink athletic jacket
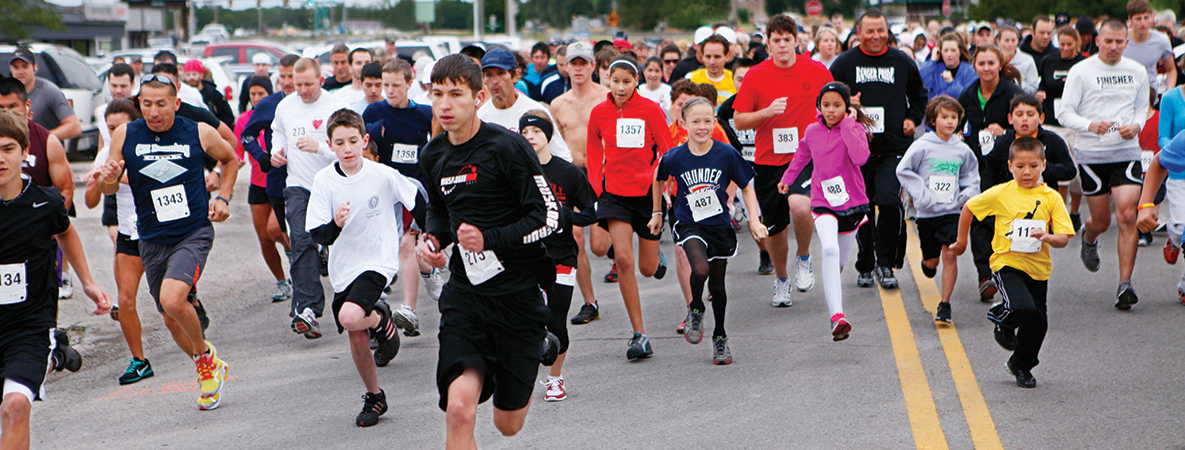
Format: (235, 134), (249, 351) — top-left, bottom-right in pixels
(780, 113), (870, 211)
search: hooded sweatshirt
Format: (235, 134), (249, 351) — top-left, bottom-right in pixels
(896, 131), (981, 218)
(586, 91), (674, 197)
(780, 113), (870, 212)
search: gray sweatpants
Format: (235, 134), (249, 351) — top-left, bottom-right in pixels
(285, 186), (325, 317)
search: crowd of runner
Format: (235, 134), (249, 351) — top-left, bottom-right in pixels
(4, 1), (1185, 447)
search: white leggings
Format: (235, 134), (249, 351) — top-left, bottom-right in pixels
(814, 214), (858, 317)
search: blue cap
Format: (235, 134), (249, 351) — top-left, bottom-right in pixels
(480, 48), (516, 72)
(1161, 131), (1185, 172)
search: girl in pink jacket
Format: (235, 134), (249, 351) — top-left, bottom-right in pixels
(778, 82), (872, 341)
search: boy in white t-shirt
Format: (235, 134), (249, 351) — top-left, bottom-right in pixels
(306, 108), (420, 427)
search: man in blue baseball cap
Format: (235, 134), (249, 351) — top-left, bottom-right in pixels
(477, 49), (572, 161)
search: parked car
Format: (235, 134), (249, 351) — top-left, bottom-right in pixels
(0, 43), (103, 153)
(202, 41), (291, 79)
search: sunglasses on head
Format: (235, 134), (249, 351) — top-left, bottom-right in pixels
(141, 74), (175, 86)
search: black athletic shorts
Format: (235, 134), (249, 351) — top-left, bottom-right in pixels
(101, 194), (118, 227)
(437, 283), (550, 412)
(139, 226), (214, 312)
(331, 270), (386, 334)
(673, 221), (738, 261)
(268, 195), (287, 233)
(915, 214), (960, 260)
(1079, 161), (1141, 196)
(752, 162), (801, 236)
(247, 184), (269, 205)
(596, 192), (661, 241)
(116, 233), (140, 257)
(0, 326), (53, 402)
(812, 205), (870, 234)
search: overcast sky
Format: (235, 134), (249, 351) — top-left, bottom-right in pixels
(45, 0), (404, 10)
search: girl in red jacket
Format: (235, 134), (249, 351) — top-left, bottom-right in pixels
(586, 56), (675, 361)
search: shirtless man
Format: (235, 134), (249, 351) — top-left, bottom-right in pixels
(550, 41), (610, 324)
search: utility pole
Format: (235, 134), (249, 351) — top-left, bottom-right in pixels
(473, 0), (483, 39)
(506, 0), (516, 38)
(257, 0), (263, 36)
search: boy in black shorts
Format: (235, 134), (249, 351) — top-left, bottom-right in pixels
(0, 111), (111, 448)
(417, 55), (560, 448)
(306, 109), (420, 427)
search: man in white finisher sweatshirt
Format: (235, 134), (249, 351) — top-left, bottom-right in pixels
(476, 48), (573, 162)
(1056, 19), (1149, 310)
(270, 57), (351, 337)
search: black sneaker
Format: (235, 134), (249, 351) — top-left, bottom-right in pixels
(1080, 234), (1100, 273)
(654, 251), (668, 280)
(856, 272), (875, 288)
(757, 251), (774, 275)
(874, 266), (898, 289)
(1006, 360), (1036, 388)
(570, 302), (599, 324)
(118, 357), (154, 385)
(540, 331), (560, 366)
(1070, 213), (1082, 234)
(1116, 280), (1138, 310)
(371, 301), (401, 367)
(604, 264), (618, 283)
(1138, 232), (1152, 247)
(935, 302), (952, 323)
(188, 289), (209, 332)
(978, 278), (998, 302)
(993, 324), (1017, 351)
(356, 390), (388, 427)
(920, 261), (937, 279)
(319, 245), (329, 277)
(626, 333), (653, 361)
(51, 330), (82, 372)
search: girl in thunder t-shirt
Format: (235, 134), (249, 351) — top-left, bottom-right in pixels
(650, 98), (765, 365)
(586, 56), (675, 361)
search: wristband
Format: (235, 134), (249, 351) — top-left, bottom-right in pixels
(103, 178), (118, 185)
(652, 211), (663, 217)
(215, 196), (230, 206)
(1137, 203), (1156, 211)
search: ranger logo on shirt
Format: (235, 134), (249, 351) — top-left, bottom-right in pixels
(856, 67), (896, 84)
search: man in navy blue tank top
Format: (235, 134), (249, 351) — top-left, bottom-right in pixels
(97, 76), (240, 411)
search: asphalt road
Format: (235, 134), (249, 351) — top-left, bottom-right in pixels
(31, 163), (1185, 449)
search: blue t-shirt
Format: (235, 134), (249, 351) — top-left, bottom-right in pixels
(656, 141), (755, 230)
(363, 99), (433, 180)
(122, 116), (212, 245)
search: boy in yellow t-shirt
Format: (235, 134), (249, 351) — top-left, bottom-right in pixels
(951, 137), (1074, 389)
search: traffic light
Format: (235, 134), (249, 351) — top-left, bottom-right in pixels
(284, 0), (289, 7)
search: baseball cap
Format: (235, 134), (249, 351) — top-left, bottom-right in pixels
(420, 59), (436, 85)
(480, 48), (516, 71)
(715, 27), (737, 44)
(184, 59), (205, 73)
(694, 26), (715, 44)
(613, 39), (633, 51)
(252, 53), (271, 65)
(566, 41), (594, 63)
(613, 30), (628, 41)
(9, 47), (35, 66)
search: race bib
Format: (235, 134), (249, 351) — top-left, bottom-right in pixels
(1141, 150), (1154, 173)
(821, 175), (849, 207)
(978, 130), (996, 155)
(740, 147), (756, 162)
(773, 127), (799, 154)
(687, 188), (723, 222)
(616, 118), (645, 148)
(1099, 121), (1126, 146)
(391, 144), (419, 164)
(864, 107), (885, 134)
(0, 263), (26, 305)
(731, 119), (756, 146)
(1009, 219), (1045, 253)
(126, 213), (139, 240)
(151, 185), (189, 222)
(928, 174), (956, 204)
(458, 248), (504, 285)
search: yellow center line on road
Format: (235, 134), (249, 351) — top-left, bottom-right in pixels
(903, 221), (1004, 450)
(879, 283), (948, 449)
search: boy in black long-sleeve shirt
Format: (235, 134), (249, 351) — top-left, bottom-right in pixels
(984, 94), (1078, 188)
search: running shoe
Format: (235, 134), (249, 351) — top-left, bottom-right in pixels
(58, 276), (73, 299)
(676, 319), (685, 334)
(1006, 360), (1036, 388)
(626, 333), (653, 361)
(292, 307), (322, 339)
(543, 377), (566, 402)
(1138, 232), (1152, 247)
(188, 289), (209, 332)
(731, 218), (742, 232)
(1116, 280), (1138, 310)
(1070, 213), (1082, 234)
(920, 261), (937, 279)
(795, 256), (814, 292)
(684, 308), (704, 344)
(51, 330), (82, 372)
(372, 300), (401, 367)
(272, 280), (291, 303)
(197, 392), (221, 411)
(993, 324), (1017, 351)
(856, 272), (875, 288)
(654, 251), (668, 280)
(604, 264), (618, 283)
(771, 278), (793, 307)
(712, 337), (732, 365)
(194, 341), (227, 400)
(874, 266), (898, 289)
(979, 278), (998, 302)
(1178, 288), (1185, 306)
(318, 245), (329, 277)
(570, 302), (599, 324)
(757, 250), (774, 275)
(356, 390), (388, 427)
(540, 331), (560, 366)
(1166, 241), (1179, 265)
(423, 269), (444, 301)
(831, 313), (851, 341)
(935, 302), (952, 324)
(118, 357), (154, 385)
(393, 304), (421, 337)
(1080, 234), (1100, 272)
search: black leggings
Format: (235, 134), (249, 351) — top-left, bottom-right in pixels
(543, 283), (573, 354)
(683, 239), (729, 339)
(987, 267), (1048, 371)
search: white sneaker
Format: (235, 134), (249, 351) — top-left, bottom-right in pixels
(271, 280), (291, 303)
(771, 278), (793, 307)
(544, 376), (566, 402)
(59, 276), (74, 300)
(393, 304), (420, 336)
(422, 269), (444, 301)
(795, 256), (814, 292)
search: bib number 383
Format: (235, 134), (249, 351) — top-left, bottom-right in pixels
(772, 127), (799, 154)
(458, 248), (504, 285)
(151, 185), (189, 222)
(616, 118), (645, 148)
(1009, 219), (1045, 253)
(687, 188), (723, 222)
(0, 263), (27, 305)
